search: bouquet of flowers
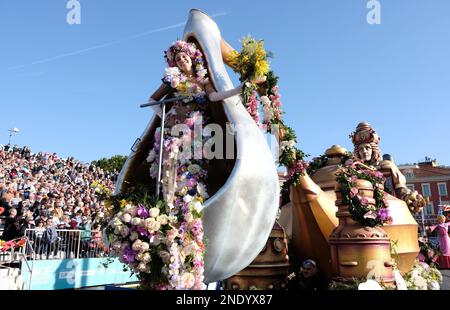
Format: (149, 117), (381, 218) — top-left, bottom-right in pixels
(103, 185), (205, 290)
(335, 160), (391, 227)
(227, 35), (309, 203)
(403, 261), (442, 290)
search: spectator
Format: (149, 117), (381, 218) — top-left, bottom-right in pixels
(43, 218), (59, 258)
(79, 216), (92, 257)
(287, 259), (328, 290)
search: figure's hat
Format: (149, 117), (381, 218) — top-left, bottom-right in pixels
(350, 122), (380, 146)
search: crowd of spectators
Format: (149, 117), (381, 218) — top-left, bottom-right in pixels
(0, 144), (118, 258)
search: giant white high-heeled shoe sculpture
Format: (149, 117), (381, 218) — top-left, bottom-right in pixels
(116, 9), (280, 284)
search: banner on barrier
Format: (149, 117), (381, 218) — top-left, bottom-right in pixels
(21, 258), (138, 290)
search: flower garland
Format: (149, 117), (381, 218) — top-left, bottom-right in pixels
(227, 37), (309, 203)
(335, 159), (391, 227)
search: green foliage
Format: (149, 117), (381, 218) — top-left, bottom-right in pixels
(92, 155), (127, 173)
(328, 277), (365, 290)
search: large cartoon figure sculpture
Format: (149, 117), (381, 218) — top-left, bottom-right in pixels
(115, 9), (280, 285)
(290, 122), (421, 280)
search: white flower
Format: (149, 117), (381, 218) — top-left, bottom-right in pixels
(157, 214), (168, 225)
(132, 240), (142, 252)
(193, 201), (204, 213)
(122, 213), (132, 223)
(129, 232), (139, 241)
(120, 226), (130, 237)
(429, 280), (440, 290)
(142, 253), (151, 263)
(112, 218), (122, 228)
(180, 272), (195, 289)
(137, 262), (148, 272)
(280, 140), (295, 150)
(197, 183), (209, 199)
(261, 96), (271, 106)
(149, 207), (160, 218)
(144, 217), (161, 232)
(413, 276), (428, 290)
(168, 215), (178, 224)
(146, 150), (156, 163)
(358, 279), (382, 290)
(182, 243), (198, 256)
(183, 195), (193, 203)
(140, 242), (149, 252)
(131, 217), (141, 226)
(164, 67), (180, 77)
(114, 226), (122, 235)
(124, 205), (137, 217)
(135, 252), (144, 261)
(188, 164), (201, 174)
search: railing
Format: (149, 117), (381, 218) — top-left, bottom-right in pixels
(21, 229), (109, 260)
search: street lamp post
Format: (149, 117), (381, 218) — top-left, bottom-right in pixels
(8, 127), (20, 145)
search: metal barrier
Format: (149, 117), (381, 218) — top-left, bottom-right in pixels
(21, 229), (109, 260)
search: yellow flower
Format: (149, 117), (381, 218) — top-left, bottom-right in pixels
(120, 199), (128, 208)
(226, 50), (240, 70)
(255, 60), (269, 77)
(196, 196), (204, 204)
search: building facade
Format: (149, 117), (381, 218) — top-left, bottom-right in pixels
(399, 158), (450, 225)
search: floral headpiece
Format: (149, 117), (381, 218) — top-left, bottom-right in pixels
(350, 122), (380, 146)
(163, 40), (209, 92)
(164, 40), (204, 68)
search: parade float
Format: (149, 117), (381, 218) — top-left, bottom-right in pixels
(104, 9), (443, 290)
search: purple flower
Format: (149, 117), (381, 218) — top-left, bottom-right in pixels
(137, 226), (150, 237)
(122, 246), (136, 264)
(137, 204), (149, 218)
(378, 208), (390, 221)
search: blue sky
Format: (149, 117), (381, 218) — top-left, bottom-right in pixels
(1, 0), (449, 165)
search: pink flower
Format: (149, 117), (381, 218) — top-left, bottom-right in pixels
(375, 171), (384, 179)
(359, 196), (370, 206)
(418, 253), (426, 262)
(185, 118), (196, 128)
(349, 187), (359, 198)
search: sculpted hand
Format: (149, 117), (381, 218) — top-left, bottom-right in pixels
(147, 98), (162, 117)
(404, 190), (427, 213)
(250, 75), (267, 85)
